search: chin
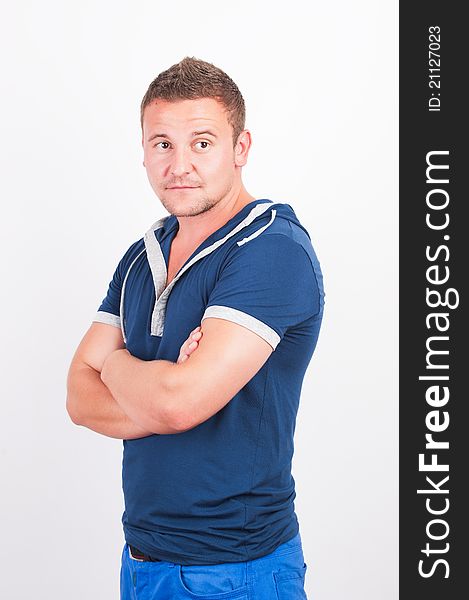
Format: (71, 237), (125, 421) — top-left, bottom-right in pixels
(160, 192), (219, 217)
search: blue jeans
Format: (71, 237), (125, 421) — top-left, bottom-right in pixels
(120, 532), (308, 599)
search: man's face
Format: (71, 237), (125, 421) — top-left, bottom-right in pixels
(142, 97), (242, 217)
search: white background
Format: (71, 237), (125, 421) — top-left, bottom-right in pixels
(0, 1), (398, 598)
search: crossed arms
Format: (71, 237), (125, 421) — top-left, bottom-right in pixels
(66, 317), (273, 439)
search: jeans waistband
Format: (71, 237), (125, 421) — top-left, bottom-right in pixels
(127, 531), (302, 564)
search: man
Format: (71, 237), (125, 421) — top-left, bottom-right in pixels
(66, 56), (324, 599)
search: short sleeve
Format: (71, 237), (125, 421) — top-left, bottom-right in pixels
(92, 239), (143, 329)
(201, 233), (323, 350)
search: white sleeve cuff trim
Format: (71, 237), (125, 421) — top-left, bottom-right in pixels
(201, 305), (280, 350)
(93, 311), (121, 328)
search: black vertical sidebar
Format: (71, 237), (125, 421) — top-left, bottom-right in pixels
(400, 3), (466, 599)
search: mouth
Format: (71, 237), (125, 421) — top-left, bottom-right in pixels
(167, 186), (200, 189)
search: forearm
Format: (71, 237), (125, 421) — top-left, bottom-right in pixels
(66, 363), (156, 440)
(101, 350), (182, 434)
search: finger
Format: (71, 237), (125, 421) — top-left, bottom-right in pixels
(183, 342), (198, 357)
(177, 352), (188, 364)
(178, 328), (202, 359)
(180, 338), (191, 354)
(180, 330), (199, 352)
(178, 340), (197, 361)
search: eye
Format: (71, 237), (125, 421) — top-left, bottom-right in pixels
(194, 140), (210, 150)
(154, 141), (171, 150)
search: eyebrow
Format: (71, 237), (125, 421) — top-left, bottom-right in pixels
(147, 130), (218, 142)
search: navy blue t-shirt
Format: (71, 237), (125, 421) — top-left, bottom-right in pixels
(93, 199), (324, 565)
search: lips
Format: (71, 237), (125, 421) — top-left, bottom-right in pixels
(167, 186), (199, 189)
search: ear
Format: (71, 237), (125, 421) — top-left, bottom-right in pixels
(234, 130), (252, 167)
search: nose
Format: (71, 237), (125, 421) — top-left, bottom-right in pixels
(170, 146), (193, 177)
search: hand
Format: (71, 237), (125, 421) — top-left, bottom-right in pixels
(177, 326), (203, 364)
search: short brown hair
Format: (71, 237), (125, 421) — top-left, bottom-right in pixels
(140, 57), (246, 146)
